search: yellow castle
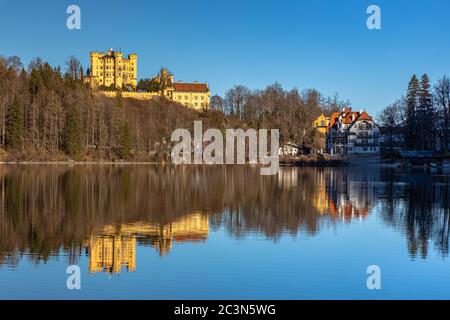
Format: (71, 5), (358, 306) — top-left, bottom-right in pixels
(85, 48), (137, 89)
(85, 213), (209, 273)
(84, 49), (210, 110)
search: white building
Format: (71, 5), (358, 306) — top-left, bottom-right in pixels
(327, 108), (380, 155)
(279, 142), (300, 156)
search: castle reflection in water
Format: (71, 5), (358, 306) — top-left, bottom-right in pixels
(85, 213), (209, 273)
(88, 169), (379, 274)
(0, 165), (448, 272)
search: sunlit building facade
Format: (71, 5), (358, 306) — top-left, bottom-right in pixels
(85, 213), (209, 273)
(313, 114), (330, 134)
(85, 49), (138, 89)
(327, 108), (380, 155)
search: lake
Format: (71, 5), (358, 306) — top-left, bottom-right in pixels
(0, 164), (449, 299)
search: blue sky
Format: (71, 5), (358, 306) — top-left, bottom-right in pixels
(1, 0), (449, 115)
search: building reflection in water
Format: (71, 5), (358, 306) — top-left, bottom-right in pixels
(86, 236), (136, 273)
(85, 213), (209, 273)
(313, 168), (378, 222)
(0, 165), (449, 268)
(278, 168), (298, 189)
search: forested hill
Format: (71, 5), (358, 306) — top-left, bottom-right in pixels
(0, 55), (343, 161)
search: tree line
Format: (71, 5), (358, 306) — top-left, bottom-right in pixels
(0, 55), (219, 161)
(0, 54), (346, 161)
(211, 84), (349, 151)
(379, 74), (450, 153)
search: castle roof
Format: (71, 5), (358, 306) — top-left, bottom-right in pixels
(173, 82), (209, 92)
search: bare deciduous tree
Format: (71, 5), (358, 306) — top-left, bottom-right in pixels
(378, 100), (403, 152)
(434, 76), (450, 152)
(65, 55), (81, 80)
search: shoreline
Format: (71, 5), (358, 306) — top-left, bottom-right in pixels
(0, 161), (163, 165)
(0, 158), (448, 169)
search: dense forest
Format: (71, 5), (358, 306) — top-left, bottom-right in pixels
(378, 73), (450, 153)
(0, 55), (347, 161)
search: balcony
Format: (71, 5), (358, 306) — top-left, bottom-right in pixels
(356, 134), (379, 139)
(353, 139), (379, 147)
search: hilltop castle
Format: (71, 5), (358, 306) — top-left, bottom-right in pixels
(84, 48), (210, 110)
(85, 48), (137, 89)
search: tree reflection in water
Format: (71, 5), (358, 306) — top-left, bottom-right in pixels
(0, 165), (448, 270)
(379, 169), (450, 259)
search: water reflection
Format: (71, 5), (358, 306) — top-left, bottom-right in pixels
(0, 165), (449, 274)
(86, 213), (208, 273)
(378, 170), (450, 259)
(313, 169), (377, 222)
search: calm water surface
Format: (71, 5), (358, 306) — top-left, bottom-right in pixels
(0, 165), (449, 299)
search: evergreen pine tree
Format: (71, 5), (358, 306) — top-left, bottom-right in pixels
(64, 104), (83, 159)
(405, 75), (420, 150)
(118, 120), (131, 159)
(418, 74), (434, 150)
(6, 95), (24, 150)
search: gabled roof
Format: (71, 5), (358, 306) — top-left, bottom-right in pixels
(328, 108), (375, 129)
(328, 112), (341, 128)
(342, 112), (359, 124)
(173, 82), (209, 92)
(356, 111), (372, 121)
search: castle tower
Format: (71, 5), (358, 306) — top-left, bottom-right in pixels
(113, 50), (123, 88)
(87, 49), (138, 90)
(128, 53), (137, 88)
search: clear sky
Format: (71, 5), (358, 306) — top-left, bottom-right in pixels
(1, 0), (449, 115)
